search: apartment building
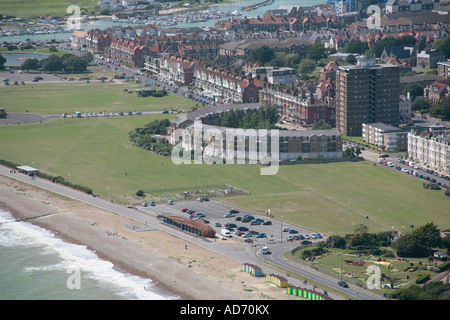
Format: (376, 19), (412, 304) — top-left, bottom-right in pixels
(408, 127), (450, 176)
(259, 88), (336, 125)
(251, 66), (296, 85)
(362, 122), (408, 151)
(155, 54), (197, 85)
(106, 37), (150, 68)
(194, 66), (260, 104)
(423, 78), (450, 104)
(171, 104), (342, 161)
(335, 58), (400, 136)
(85, 29), (111, 54)
(399, 94), (412, 124)
(437, 61), (450, 78)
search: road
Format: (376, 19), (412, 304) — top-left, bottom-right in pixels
(358, 147), (449, 188)
(0, 164), (383, 300)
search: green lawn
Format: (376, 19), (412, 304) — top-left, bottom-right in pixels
(0, 0), (97, 17)
(0, 113), (449, 236)
(292, 247), (440, 292)
(0, 82), (198, 114)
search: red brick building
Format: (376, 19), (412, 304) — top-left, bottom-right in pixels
(106, 37), (150, 68)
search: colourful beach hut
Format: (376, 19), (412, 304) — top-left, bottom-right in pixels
(241, 263), (263, 277)
(266, 274), (288, 288)
(286, 286), (331, 300)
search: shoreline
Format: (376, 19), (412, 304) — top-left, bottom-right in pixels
(0, 173), (300, 300)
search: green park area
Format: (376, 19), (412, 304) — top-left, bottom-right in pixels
(0, 83), (449, 237)
(0, 82), (198, 114)
(1, 81), (449, 298)
(0, 0), (97, 17)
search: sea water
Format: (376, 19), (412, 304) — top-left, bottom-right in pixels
(0, 209), (178, 300)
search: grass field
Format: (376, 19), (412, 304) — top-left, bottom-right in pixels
(0, 82), (198, 114)
(0, 0), (97, 17)
(0, 112), (449, 236)
(291, 247), (438, 291)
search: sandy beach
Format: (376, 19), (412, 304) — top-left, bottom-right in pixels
(0, 174), (302, 300)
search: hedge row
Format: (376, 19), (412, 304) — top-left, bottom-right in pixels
(0, 159), (93, 195)
(415, 274), (430, 284)
(438, 260), (450, 272)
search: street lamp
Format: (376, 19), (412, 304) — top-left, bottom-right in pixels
(280, 215), (283, 243)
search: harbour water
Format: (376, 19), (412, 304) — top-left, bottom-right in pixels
(0, 209), (178, 300)
(1, 0), (325, 43)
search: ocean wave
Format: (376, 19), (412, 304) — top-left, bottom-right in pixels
(0, 209), (178, 300)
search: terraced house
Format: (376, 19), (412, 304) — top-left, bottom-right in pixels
(194, 66), (261, 104)
(408, 127), (450, 176)
(106, 37), (150, 67)
(156, 54), (197, 85)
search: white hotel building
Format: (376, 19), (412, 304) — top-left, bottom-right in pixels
(407, 127), (450, 176)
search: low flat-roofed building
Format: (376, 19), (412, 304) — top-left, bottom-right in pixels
(362, 122), (407, 151)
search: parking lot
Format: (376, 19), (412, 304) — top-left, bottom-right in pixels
(143, 199), (322, 244)
(0, 70), (62, 84)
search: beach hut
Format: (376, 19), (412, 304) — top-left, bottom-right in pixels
(266, 274), (288, 288)
(241, 263), (263, 277)
(286, 286), (331, 300)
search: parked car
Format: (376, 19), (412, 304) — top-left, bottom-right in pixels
(237, 226), (249, 232)
(263, 220), (272, 225)
(285, 235), (294, 242)
(224, 213), (235, 218)
(289, 229), (298, 234)
(225, 223), (237, 229)
(235, 216), (242, 221)
(256, 233), (266, 238)
(181, 208), (188, 212)
(229, 209), (239, 214)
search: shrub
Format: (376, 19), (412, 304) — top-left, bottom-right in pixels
(415, 274), (430, 284)
(136, 190), (145, 197)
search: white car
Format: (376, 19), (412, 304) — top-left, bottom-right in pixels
(387, 162), (394, 167)
(401, 168), (409, 173)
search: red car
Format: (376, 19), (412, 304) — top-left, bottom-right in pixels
(181, 208), (188, 212)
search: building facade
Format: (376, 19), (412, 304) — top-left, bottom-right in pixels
(362, 122), (408, 151)
(408, 128), (450, 176)
(259, 88), (336, 126)
(194, 66), (260, 104)
(335, 59), (400, 136)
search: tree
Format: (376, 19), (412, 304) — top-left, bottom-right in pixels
(0, 54), (6, 70)
(412, 97), (432, 112)
(284, 53), (301, 67)
(412, 222), (441, 250)
(40, 55), (63, 72)
(249, 46), (275, 66)
(136, 190), (145, 197)
(21, 58), (40, 72)
(432, 96), (450, 120)
(63, 55), (88, 73)
(393, 233), (431, 257)
(307, 42), (326, 61)
(81, 51), (94, 64)
(345, 53), (357, 65)
(312, 119), (332, 130)
(298, 58), (316, 75)
(325, 235), (347, 248)
(402, 83), (424, 101)
(342, 41), (369, 55)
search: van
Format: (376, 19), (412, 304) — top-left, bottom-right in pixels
(221, 229), (232, 237)
(74, 111), (81, 118)
(261, 247), (270, 254)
